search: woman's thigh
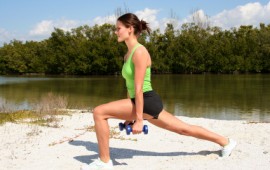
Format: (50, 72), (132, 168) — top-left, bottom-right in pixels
(93, 98), (155, 121)
(93, 99), (135, 120)
(147, 109), (190, 132)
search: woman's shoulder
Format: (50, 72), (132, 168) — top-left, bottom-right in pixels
(134, 44), (148, 55)
(132, 44), (151, 63)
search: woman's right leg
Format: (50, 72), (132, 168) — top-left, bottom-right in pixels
(92, 99), (137, 163)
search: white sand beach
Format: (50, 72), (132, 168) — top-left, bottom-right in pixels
(1, 110), (270, 170)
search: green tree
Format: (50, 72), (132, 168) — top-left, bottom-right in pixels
(259, 23), (270, 72)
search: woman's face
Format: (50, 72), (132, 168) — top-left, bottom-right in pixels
(115, 21), (130, 42)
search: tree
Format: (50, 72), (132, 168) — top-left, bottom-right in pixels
(1, 22), (270, 75)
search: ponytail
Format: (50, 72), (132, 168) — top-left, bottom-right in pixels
(140, 20), (151, 35)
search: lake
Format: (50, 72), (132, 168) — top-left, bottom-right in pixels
(0, 74), (269, 122)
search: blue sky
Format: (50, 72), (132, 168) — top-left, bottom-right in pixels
(1, 0), (270, 45)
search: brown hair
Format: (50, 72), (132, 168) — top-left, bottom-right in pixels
(117, 13), (151, 35)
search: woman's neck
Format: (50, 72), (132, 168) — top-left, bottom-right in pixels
(125, 38), (139, 52)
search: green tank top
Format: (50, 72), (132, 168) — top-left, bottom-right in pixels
(122, 43), (152, 98)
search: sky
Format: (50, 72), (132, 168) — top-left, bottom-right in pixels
(1, 0), (270, 45)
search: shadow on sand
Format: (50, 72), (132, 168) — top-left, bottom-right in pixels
(69, 140), (220, 166)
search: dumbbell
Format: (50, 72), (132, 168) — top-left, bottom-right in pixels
(119, 122), (148, 135)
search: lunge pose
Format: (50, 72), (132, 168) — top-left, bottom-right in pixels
(82, 13), (236, 170)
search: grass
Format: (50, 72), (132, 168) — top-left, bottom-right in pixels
(0, 110), (69, 127)
(0, 110), (38, 125)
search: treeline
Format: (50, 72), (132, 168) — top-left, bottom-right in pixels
(0, 23), (270, 75)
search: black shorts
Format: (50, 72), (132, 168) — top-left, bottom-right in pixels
(131, 90), (163, 119)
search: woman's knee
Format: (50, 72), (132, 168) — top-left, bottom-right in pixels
(92, 105), (107, 121)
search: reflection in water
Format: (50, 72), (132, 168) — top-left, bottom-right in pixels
(152, 74), (270, 121)
(0, 74), (269, 121)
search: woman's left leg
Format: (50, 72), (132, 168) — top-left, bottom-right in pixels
(147, 109), (228, 146)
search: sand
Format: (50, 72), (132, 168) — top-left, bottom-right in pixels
(1, 110), (270, 170)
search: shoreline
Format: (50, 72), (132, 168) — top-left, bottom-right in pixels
(1, 110), (270, 170)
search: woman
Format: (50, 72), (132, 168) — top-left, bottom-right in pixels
(82, 13), (236, 170)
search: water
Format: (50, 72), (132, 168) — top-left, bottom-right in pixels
(0, 74), (269, 122)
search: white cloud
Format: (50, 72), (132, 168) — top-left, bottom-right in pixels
(29, 20), (53, 36)
(182, 9), (209, 24)
(93, 15), (117, 25)
(0, 28), (17, 45)
(29, 19), (80, 36)
(210, 2), (270, 29)
(176, 2), (270, 30)
(135, 8), (160, 30)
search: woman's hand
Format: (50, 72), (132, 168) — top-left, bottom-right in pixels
(132, 119), (143, 134)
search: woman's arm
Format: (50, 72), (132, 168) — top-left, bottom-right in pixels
(132, 46), (149, 133)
